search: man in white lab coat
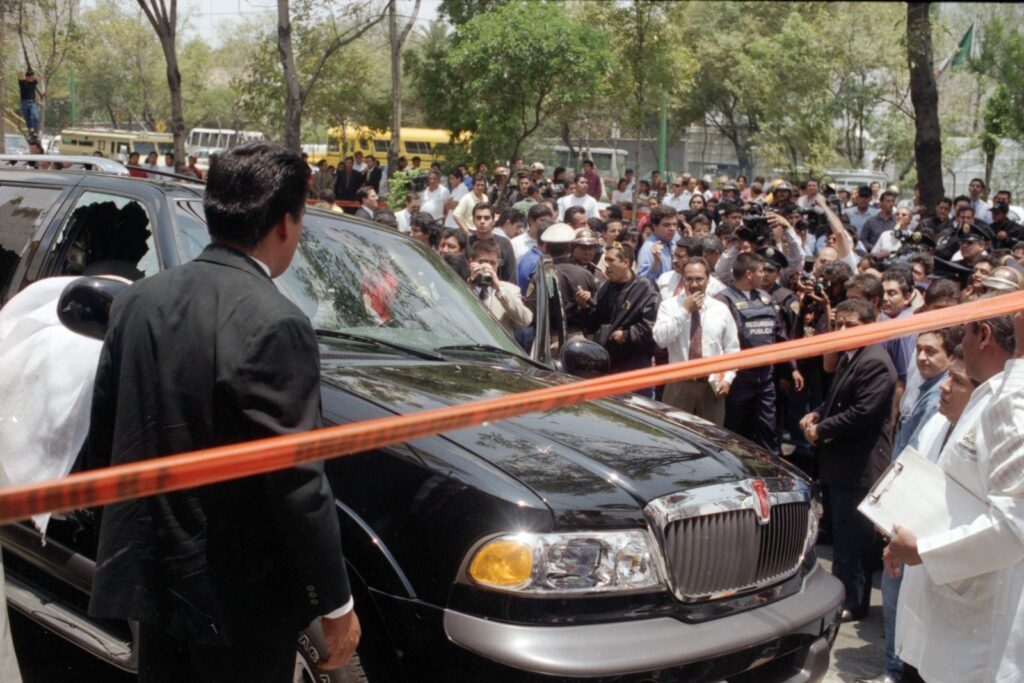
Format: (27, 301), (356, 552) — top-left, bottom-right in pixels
(886, 302), (1022, 683)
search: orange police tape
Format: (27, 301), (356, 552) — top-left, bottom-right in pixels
(1, 291), (1022, 525)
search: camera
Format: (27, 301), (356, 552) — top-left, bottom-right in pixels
(799, 206), (830, 237)
(473, 272), (494, 288)
(739, 203), (775, 245)
(799, 273), (827, 298)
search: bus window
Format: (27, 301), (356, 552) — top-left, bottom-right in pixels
(405, 141), (431, 155)
(374, 140), (389, 154)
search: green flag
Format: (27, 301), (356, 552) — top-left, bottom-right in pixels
(951, 24), (974, 71)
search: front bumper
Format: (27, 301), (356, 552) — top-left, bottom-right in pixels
(444, 563), (843, 680)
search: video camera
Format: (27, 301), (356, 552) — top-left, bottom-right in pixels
(738, 203), (776, 245)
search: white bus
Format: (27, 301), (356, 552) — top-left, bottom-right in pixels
(186, 128), (265, 155)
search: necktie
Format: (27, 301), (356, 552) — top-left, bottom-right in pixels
(689, 307), (703, 360)
(673, 276), (685, 297)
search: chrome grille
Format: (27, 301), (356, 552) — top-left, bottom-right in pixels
(663, 502), (810, 598)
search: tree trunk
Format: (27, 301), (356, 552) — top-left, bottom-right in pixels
(983, 147), (995, 190)
(161, 42), (186, 164)
(277, 0), (303, 151)
(388, 0), (401, 174)
(906, 3), (944, 213)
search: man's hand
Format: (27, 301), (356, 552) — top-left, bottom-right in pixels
(575, 286), (592, 309)
(481, 263), (499, 290)
(799, 411), (819, 432)
(319, 610), (362, 670)
(884, 524), (922, 567)
(804, 423), (819, 445)
(714, 379), (731, 398)
(468, 261), (483, 284)
(610, 330), (626, 344)
(791, 369), (805, 392)
(682, 291), (703, 313)
(767, 212), (792, 232)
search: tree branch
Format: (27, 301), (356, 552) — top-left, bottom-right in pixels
(398, 0), (420, 50)
(302, 7), (386, 99)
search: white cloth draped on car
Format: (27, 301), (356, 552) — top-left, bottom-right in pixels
(0, 276), (108, 533)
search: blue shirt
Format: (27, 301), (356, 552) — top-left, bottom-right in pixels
(893, 370), (947, 457)
(517, 245), (543, 294)
(881, 309), (916, 382)
(637, 235), (673, 283)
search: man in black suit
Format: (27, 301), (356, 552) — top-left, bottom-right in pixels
(87, 143), (360, 682)
(800, 298), (896, 623)
(333, 156), (365, 212)
(354, 185), (378, 221)
(364, 155), (383, 194)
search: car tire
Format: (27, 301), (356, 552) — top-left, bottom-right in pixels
(294, 622), (370, 683)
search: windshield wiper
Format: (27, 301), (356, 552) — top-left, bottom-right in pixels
(314, 329), (445, 361)
(434, 344), (546, 367)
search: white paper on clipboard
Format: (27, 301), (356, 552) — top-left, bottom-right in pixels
(858, 446), (987, 539)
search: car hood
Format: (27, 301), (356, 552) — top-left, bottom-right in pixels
(321, 360), (799, 525)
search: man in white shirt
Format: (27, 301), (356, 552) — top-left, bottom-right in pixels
(443, 170), (469, 229)
(664, 177), (692, 213)
(888, 305), (1019, 683)
(352, 151), (368, 174)
(796, 178), (820, 210)
(395, 191), (420, 234)
(652, 257), (739, 425)
(452, 174), (488, 232)
(871, 206), (914, 256)
(968, 177), (992, 224)
(511, 202), (554, 262)
(419, 170), (450, 221)
(557, 175), (598, 221)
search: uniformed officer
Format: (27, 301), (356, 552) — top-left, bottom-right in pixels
(525, 222), (598, 346)
(571, 228), (607, 286)
(716, 251), (804, 455)
(757, 246), (799, 339)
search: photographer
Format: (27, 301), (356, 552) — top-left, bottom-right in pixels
(871, 206), (914, 257)
(468, 239), (532, 335)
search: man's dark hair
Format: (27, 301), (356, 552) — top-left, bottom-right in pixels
(699, 235), (722, 255)
(473, 173), (488, 185)
(953, 194), (970, 206)
(450, 169), (464, 180)
(650, 204), (677, 226)
(690, 214), (711, 229)
(607, 205), (624, 221)
(411, 212), (440, 247)
(733, 252), (764, 281)
(882, 266), (914, 297)
(971, 292), (1015, 355)
(879, 190), (896, 203)
(683, 257), (711, 276)
(719, 201), (741, 216)
(472, 202), (494, 218)
(845, 273), (883, 303)
(907, 253), (934, 276)
(469, 238), (500, 261)
(819, 260), (854, 286)
(938, 196), (953, 207)
(443, 252), (469, 280)
(921, 326), (964, 357)
(586, 216), (605, 233)
(582, 159), (594, 169)
(924, 278), (961, 307)
(498, 207), (524, 229)
(546, 242), (570, 258)
(372, 208), (398, 229)
(970, 177), (986, 188)
(440, 227), (467, 252)
(836, 298), (876, 324)
(973, 254), (998, 270)
(204, 142), (310, 248)
(528, 202), (554, 223)
(357, 185), (376, 203)
(564, 205), (587, 224)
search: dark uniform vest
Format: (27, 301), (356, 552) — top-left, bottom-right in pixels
(716, 286), (778, 382)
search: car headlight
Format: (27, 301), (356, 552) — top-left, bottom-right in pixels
(467, 530), (665, 594)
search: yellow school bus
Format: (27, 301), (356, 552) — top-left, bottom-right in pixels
(58, 128), (174, 161)
(324, 126), (463, 169)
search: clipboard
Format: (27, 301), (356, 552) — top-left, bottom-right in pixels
(858, 446), (988, 539)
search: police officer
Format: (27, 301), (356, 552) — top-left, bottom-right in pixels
(525, 222), (598, 344)
(571, 228), (606, 285)
(757, 246), (799, 340)
(770, 180), (795, 211)
(716, 252), (804, 455)
(990, 202), (1024, 250)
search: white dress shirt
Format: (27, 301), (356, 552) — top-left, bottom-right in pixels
(444, 184), (469, 229)
(652, 294), (739, 391)
(511, 232), (537, 262)
(396, 208), (412, 234)
(664, 191), (692, 213)
(896, 367), (1024, 682)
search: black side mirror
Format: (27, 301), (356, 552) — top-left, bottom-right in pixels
(57, 276), (128, 340)
(559, 338), (610, 378)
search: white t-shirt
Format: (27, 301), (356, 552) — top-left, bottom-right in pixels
(664, 192), (692, 213)
(444, 184), (470, 229)
(420, 185), (450, 221)
(556, 193), (598, 221)
(610, 190), (632, 205)
(396, 208), (412, 234)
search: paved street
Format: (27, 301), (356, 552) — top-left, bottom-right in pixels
(819, 546), (888, 683)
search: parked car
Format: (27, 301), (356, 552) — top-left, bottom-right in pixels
(0, 158), (842, 682)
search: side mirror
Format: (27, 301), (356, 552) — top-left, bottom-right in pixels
(559, 338), (610, 378)
(57, 276), (128, 340)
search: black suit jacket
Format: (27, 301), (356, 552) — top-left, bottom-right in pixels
(333, 168), (366, 201)
(814, 344), (896, 489)
(366, 166), (383, 192)
(87, 244), (350, 644)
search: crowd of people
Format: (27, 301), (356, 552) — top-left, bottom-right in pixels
(312, 155), (1023, 683)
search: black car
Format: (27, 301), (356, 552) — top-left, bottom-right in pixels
(0, 160), (842, 682)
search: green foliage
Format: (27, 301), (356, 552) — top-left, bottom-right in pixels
(975, 20), (1024, 142)
(438, 0), (507, 27)
(387, 168), (428, 208)
(404, 22), (473, 142)
(443, 0), (614, 162)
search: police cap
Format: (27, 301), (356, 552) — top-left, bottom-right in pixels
(542, 222), (576, 244)
(908, 227), (937, 249)
(756, 246), (788, 271)
(572, 228), (600, 246)
(959, 222), (994, 242)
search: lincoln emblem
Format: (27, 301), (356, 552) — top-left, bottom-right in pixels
(750, 480), (771, 524)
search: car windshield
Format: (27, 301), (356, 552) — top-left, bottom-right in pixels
(174, 202), (522, 356)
